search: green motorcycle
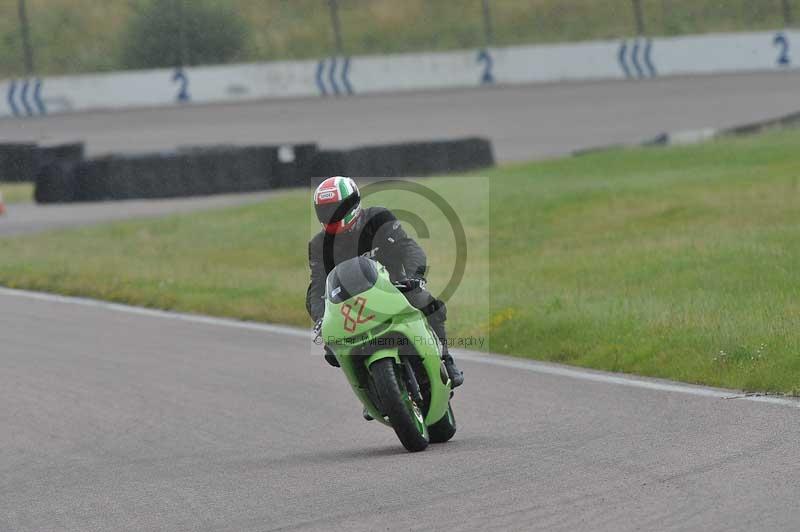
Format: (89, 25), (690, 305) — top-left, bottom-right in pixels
(319, 256), (457, 452)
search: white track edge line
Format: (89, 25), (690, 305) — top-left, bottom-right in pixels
(2, 286), (798, 410)
(0, 286), (308, 338)
(452, 350), (800, 408)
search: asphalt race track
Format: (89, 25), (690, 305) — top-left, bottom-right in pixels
(3, 71), (800, 162)
(2, 73), (800, 531)
(0, 192), (278, 237)
(1, 290), (799, 531)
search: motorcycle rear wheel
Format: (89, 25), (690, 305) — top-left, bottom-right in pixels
(371, 358), (429, 452)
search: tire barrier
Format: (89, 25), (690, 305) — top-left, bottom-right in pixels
(35, 144), (320, 203)
(0, 142), (85, 183)
(34, 137), (495, 204)
(276, 144), (320, 188)
(36, 143), (85, 173)
(310, 137), (495, 178)
(0, 143), (38, 182)
(35, 161), (80, 203)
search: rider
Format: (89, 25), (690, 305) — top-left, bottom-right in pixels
(306, 176), (464, 388)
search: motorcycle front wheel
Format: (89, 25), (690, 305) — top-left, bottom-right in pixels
(371, 358), (429, 452)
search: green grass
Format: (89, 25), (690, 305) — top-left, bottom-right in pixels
(0, 183), (34, 204)
(2, 0), (797, 77)
(2, 129), (800, 394)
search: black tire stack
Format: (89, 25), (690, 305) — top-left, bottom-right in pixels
(29, 137), (495, 204)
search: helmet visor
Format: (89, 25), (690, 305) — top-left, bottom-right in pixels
(315, 191), (360, 224)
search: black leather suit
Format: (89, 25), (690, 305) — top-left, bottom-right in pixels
(306, 206), (448, 347)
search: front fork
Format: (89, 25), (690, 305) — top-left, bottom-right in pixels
(402, 358), (424, 404)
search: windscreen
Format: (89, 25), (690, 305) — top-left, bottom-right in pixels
(326, 256), (379, 304)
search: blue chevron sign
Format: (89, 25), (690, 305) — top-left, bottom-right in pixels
(6, 79), (47, 117)
(618, 39), (657, 79)
(316, 57), (354, 96)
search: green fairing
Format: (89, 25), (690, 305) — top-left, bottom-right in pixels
(321, 261), (452, 427)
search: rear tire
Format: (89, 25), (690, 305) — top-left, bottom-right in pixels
(429, 404), (457, 443)
(371, 358), (429, 452)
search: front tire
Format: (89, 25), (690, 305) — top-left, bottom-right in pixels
(429, 404), (457, 443)
(371, 358), (429, 452)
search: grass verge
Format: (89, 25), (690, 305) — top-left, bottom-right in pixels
(0, 183), (34, 204)
(1, 0), (797, 77)
(1, 129), (800, 394)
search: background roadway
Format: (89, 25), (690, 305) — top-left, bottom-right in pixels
(5, 71), (800, 236)
(3, 71), (800, 163)
(0, 192), (278, 237)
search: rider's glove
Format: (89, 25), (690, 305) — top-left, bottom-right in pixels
(312, 319), (324, 346)
(314, 319), (339, 367)
(394, 277), (426, 292)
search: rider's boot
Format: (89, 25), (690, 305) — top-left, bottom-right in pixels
(362, 406), (374, 421)
(441, 343), (464, 388)
(429, 321), (463, 388)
